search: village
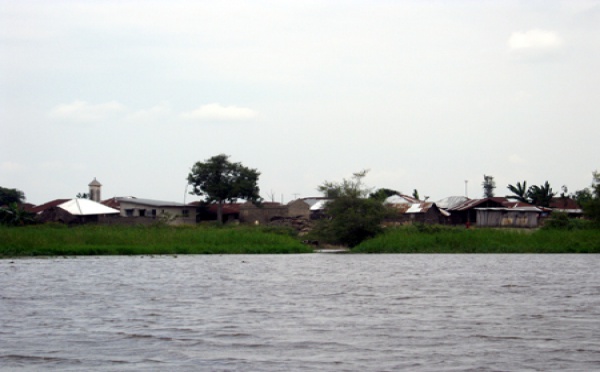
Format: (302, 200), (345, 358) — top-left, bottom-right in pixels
(23, 177), (584, 231)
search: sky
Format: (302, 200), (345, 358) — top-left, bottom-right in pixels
(2, 0), (600, 205)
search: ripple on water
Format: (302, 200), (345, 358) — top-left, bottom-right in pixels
(1, 255), (600, 371)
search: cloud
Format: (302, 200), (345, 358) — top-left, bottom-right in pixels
(180, 103), (259, 121)
(508, 29), (563, 51)
(49, 100), (125, 122)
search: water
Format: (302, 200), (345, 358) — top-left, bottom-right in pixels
(1, 254), (599, 371)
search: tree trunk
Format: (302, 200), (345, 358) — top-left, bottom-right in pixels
(217, 200), (223, 224)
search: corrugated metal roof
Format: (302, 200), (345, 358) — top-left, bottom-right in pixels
(436, 196), (468, 209)
(384, 194), (420, 205)
(450, 197), (539, 211)
(116, 197), (187, 207)
(58, 198), (120, 216)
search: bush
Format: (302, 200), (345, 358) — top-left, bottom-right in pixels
(312, 196), (388, 247)
(543, 212), (593, 230)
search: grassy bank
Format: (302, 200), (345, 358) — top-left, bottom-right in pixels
(0, 224), (313, 257)
(352, 225), (600, 253)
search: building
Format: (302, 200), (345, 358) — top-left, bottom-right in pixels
(114, 197), (195, 225)
(384, 195), (450, 225)
(447, 197), (541, 228)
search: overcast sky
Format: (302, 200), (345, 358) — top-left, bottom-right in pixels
(2, 0), (600, 205)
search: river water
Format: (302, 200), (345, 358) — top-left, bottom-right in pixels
(1, 254), (599, 371)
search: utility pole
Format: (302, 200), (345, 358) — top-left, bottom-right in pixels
(465, 180), (468, 198)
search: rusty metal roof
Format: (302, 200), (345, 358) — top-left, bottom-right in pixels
(450, 197), (538, 211)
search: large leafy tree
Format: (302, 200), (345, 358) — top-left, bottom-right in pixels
(0, 187), (25, 206)
(506, 181), (529, 203)
(314, 170), (389, 247)
(187, 154), (261, 224)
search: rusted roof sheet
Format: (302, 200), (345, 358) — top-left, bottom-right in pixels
(30, 199), (70, 214)
(549, 197), (581, 210)
(389, 201), (451, 217)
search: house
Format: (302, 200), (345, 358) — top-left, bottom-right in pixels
(447, 197), (541, 228)
(114, 197), (195, 225)
(384, 195), (449, 224)
(34, 198), (119, 224)
(549, 197), (584, 218)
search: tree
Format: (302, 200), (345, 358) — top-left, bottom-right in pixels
(482, 175), (496, 198)
(506, 181), (529, 203)
(187, 154), (261, 224)
(527, 181), (555, 207)
(313, 170), (389, 247)
(318, 170), (371, 199)
(412, 189), (420, 201)
(76, 192), (90, 199)
(581, 171), (600, 224)
(0, 187), (25, 206)
(572, 188), (593, 206)
(368, 188), (400, 201)
(0, 202), (35, 226)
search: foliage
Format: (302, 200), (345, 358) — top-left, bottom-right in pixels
(482, 175), (496, 198)
(527, 181), (555, 207)
(317, 170), (371, 199)
(0, 203), (36, 226)
(506, 180), (556, 207)
(579, 171), (600, 224)
(542, 212), (593, 231)
(76, 192), (90, 199)
(0, 187), (25, 205)
(412, 189), (420, 201)
(0, 224), (312, 257)
(312, 196), (388, 247)
(572, 188), (593, 206)
(314, 170), (388, 247)
(188, 154), (261, 224)
(352, 225), (600, 253)
(368, 188), (400, 201)
(506, 181), (529, 203)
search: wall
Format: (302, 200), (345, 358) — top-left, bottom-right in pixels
(476, 210), (539, 228)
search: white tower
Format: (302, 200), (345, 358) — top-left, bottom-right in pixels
(89, 178), (102, 202)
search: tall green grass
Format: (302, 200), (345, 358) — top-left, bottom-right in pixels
(352, 225), (600, 253)
(0, 224), (313, 257)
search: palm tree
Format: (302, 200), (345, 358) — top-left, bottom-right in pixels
(506, 181), (529, 203)
(527, 181), (555, 207)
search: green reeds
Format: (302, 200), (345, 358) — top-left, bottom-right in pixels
(0, 224), (313, 257)
(352, 225), (600, 253)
